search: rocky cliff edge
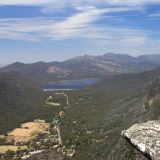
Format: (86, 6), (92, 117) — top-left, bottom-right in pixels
(122, 121), (160, 160)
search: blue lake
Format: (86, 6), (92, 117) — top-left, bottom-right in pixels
(43, 79), (97, 91)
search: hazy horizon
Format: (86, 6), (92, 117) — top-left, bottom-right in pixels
(0, 0), (160, 64)
(0, 2), (160, 159)
(0, 52), (160, 67)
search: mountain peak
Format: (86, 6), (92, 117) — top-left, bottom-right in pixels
(4, 62), (26, 70)
(104, 52), (133, 58)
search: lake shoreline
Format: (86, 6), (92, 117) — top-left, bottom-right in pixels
(43, 78), (98, 91)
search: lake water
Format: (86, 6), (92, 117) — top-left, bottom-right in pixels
(43, 79), (97, 91)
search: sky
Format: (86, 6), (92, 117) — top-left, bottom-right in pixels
(0, 0), (160, 64)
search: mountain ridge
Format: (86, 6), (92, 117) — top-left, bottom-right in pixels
(1, 53), (160, 84)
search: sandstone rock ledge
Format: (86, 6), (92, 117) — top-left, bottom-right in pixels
(122, 121), (160, 160)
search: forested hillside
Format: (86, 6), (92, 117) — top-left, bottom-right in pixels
(60, 68), (160, 159)
(0, 67), (160, 159)
(0, 71), (54, 134)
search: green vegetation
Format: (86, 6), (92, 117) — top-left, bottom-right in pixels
(0, 71), (55, 134)
(58, 68), (160, 159)
(0, 66), (160, 159)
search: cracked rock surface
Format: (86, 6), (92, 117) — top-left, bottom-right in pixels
(122, 121), (160, 160)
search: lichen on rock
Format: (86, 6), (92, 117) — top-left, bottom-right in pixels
(122, 120), (160, 160)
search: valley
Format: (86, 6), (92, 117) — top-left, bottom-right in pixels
(0, 92), (72, 160)
(43, 79), (98, 91)
(0, 54), (160, 160)
(1, 0), (160, 159)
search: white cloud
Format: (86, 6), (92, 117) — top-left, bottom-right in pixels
(48, 7), (136, 39)
(120, 36), (148, 46)
(0, 15), (159, 56)
(149, 11), (160, 17)
(0, 0), (160, 7)
(0, 7), (136, 41)
(0, 5), (159, 55)
(103, 0), (160, 6)
(0, 0), (52, 6)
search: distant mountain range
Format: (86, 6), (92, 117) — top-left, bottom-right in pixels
(1, 53), (160, 83)
(0, 53), (160, 159)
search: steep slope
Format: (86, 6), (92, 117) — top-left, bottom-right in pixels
(0, 71), (55, 134)
(58, 67), (160, 160)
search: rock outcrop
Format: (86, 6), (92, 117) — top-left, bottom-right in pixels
(47, 66), (72, 75)
(122, 121), (160, 160)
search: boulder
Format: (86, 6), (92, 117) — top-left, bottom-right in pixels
(122, 121), (160, 160)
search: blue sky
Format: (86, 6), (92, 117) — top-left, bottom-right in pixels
(0, 0), (160, 64)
